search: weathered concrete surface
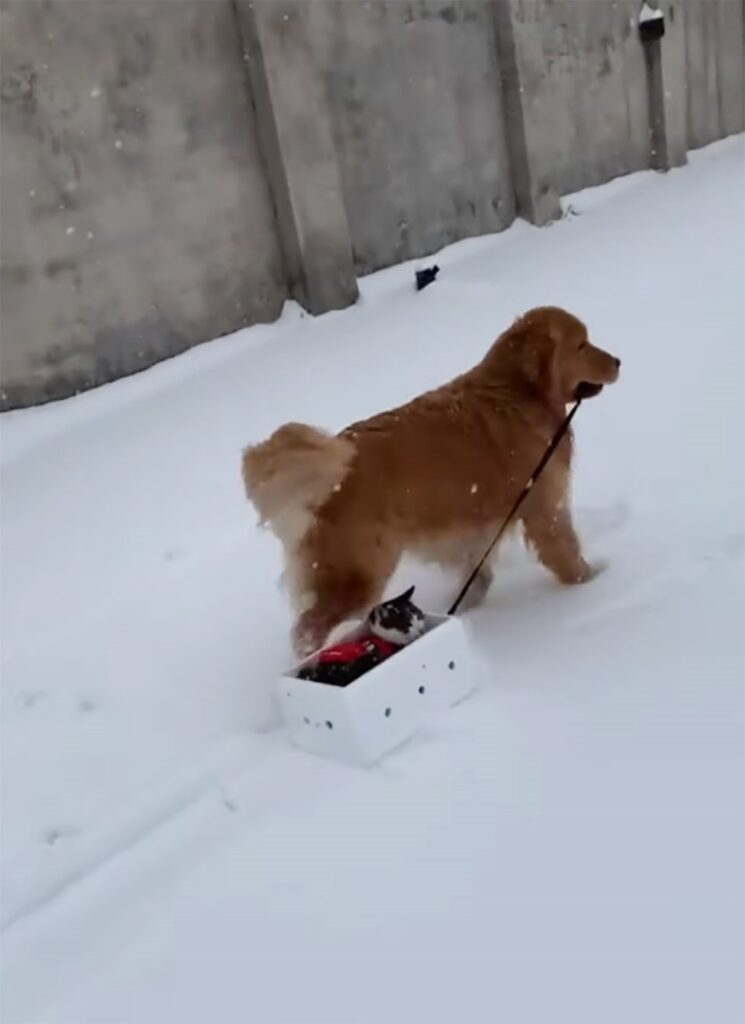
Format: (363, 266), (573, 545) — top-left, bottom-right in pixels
(236, 0), (358, 315)
(1, 0), (743, 410)
(502, 0), (652, 198)
(0, 0), (285, 409)
(683, 0), (745, 150)
(303, 0), (515, 274)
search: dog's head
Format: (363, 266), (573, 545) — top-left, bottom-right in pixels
(485, 307), (620, 404)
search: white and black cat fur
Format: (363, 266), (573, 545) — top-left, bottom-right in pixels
(368, 586), (427, 645)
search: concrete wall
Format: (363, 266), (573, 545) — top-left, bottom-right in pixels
(304, 0), (515, 274)
(504, 0), (652, 197)
(0, 1), (286, 408)
(683, 0), (745, 150)
(1, 0), (743, 410)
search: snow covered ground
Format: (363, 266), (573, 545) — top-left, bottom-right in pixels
(1, 137), (743, 1024)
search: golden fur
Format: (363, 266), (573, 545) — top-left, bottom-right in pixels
(242, 306), (620, 656)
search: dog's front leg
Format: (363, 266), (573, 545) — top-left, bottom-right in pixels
(521, 499), (600, 585)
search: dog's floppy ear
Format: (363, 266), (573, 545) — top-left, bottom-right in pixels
(521, 331), (557, 392)
(480, 311), (559, 400)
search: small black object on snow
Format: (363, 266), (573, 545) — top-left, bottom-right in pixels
(415, 265), (440, 291)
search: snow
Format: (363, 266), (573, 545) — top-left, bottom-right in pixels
(639, 2), (665, 24)
(1, 137), (744, 1023)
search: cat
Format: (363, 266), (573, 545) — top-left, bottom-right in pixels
(296, 586), (426, 686)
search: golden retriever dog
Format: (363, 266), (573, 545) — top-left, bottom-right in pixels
(242, 306), (620, 656)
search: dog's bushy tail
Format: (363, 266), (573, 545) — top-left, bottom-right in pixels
(241, 423), (355, 547)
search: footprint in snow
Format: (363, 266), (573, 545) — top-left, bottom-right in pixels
(43, 825), (80, 847)
(696, 531), (744, 564)
(16, 689), (48, 710)
(575, 501), (630, 544)
(726, 532), (745, 557)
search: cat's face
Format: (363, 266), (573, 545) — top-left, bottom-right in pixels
(368, 586), (426, 646)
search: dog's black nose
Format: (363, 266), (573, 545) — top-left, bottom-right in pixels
(614, 357), (621, 369)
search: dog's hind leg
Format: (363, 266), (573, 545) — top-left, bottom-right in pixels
(454, 530), (505, 610)
(292, 578), (375, 657)
(293, 602), (359, 659)
(291, 560), (397, 658)
(455, 562), (494, 611)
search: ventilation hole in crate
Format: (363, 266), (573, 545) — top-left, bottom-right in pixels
(448, 660), (455, 670)
(384, 707), (392, 718)
(303, 717), (310, 725)
(325, 720), (333, 730)
(418, 685), (426, 695)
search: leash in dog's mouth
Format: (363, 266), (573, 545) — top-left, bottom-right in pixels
(575, 381), (604, 399)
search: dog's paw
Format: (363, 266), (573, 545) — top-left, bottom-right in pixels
(579, 559), (608, 582)
(325, 618), (365, 646)
(562, 559), (607, 584)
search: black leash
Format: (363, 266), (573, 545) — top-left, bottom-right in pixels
(448, 399), (583, 616)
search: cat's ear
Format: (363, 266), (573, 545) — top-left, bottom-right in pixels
(396, 585), (415, 602)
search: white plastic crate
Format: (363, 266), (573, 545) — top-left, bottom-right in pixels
(277, 613), (475, 766)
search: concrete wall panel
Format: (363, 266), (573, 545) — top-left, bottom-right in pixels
(304, 0), (515, 274)
(1, 0), (742, 409)
(0, 0), (285, 408)
(507, 0), (652, 197)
